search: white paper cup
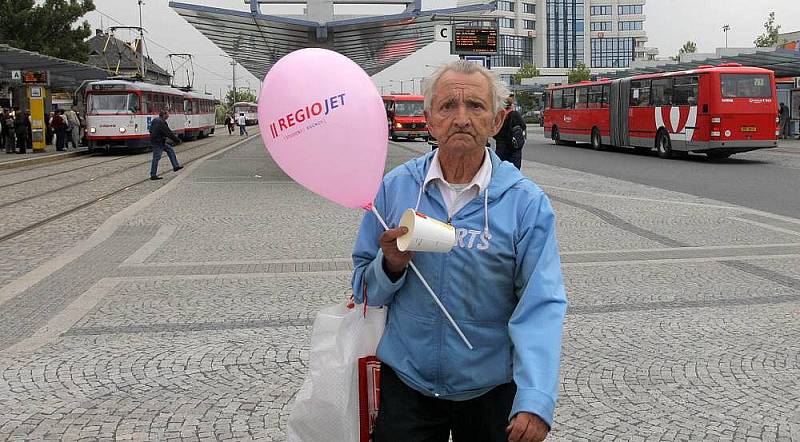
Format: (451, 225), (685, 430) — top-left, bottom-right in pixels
(396, 209), (457, 253)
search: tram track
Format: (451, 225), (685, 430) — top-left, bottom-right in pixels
(0, 155), (130, 189)
(0, 134), (247, 244)
(0, 138), (218, 210)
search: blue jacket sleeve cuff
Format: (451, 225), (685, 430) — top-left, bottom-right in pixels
(510, 387), (556, 428)
(363, 248), (407, 306)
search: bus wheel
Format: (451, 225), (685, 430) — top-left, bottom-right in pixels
(591, 128), (604, 151)
(552, 127), (564, 145)
(656, 132), (673, 159)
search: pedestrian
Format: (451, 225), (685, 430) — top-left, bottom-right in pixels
(352, 59), (567, 442)
(493, 94), (526, 169)
(778, 102), (790, 139)
(51, 109), (67, 151)
(45, 111), (54, 145)
(148, 109), (182, 180)
(25, 110), (32, 152)
(65, 106), (81, 148)
(237, 112), (248, 136)
(1, 109), (15, 153)
(14, 108), (29, 154)
(224, 114), (233, 135)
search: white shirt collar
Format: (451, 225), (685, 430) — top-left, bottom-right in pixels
(423, 148), (492, 193)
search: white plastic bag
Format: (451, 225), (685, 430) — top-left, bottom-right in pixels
(287, 299), (386, 442)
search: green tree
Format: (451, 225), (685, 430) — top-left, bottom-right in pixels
(567, 62), (591, 84)
(670, 40), (697, 61)
(0, 0), (95, 63)
(754, 11), (782, 47)
(512, 63), (540, 86)
(225, 89), (257, 107)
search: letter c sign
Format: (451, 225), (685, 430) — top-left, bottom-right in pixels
(434, 25), (452, 42)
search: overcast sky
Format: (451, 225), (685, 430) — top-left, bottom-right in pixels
(84, 0), (798, 98)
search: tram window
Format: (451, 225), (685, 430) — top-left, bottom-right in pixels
(575, 87), (588, 109)
(552, 89), (563, 109)
(673, 76), (698, 106)
(650, 78), (673, 106)
(184, 99), (193, 114)
(630, 80), (650, 106)
(127, 93), (140, 113)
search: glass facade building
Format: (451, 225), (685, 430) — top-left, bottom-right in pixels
(545, 0), (585, 68)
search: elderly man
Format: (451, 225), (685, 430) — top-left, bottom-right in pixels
(352, 60), (567, 442)
(148, 109), (183, 180)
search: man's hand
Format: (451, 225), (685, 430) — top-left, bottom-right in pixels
(506, 412), (549, 442)
(380, 227), (414, 279)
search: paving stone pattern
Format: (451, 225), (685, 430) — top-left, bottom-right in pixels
(0, 138), (798, 441)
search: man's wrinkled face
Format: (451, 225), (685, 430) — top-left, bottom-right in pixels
(425, 71), (504, 155)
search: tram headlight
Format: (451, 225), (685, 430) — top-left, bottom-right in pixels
(89, 127), (96, 134)
(119, 127), (127, 133)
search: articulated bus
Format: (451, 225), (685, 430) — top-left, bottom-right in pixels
(85, 80), (217, 151)
(233, 102), (259, 125)
(544, 63), (779, 159)
(382, 94), (429, 141)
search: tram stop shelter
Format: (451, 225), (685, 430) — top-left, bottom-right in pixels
(169, 0), (496, 80)
(0, 44), (109, 151)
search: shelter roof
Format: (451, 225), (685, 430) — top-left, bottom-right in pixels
(604, 48), (800, 79)
(169, 1), (496, 79)
(0, 44), (109, 89)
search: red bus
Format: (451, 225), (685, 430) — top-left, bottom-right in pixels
(382, 94), (429, 141)
(544, 64), (779, 159)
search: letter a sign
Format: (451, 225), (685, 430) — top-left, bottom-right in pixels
(435, 25), (452, 42)
(11, 70), (21, 81)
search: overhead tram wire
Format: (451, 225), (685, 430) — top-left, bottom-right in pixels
(92, 8), (234, 85)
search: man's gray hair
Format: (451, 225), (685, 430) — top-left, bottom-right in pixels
(422, 60), (509, 114)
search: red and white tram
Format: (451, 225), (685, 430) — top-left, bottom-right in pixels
(183, 91), (217, 140)
(233, 101), (258, 126)
(85, 80), (216, 151)
(544, 64), (779, 159)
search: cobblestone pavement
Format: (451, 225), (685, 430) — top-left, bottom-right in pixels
(0, 136), (798, 441)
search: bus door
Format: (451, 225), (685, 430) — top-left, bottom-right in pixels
(609, 78), (631, 147)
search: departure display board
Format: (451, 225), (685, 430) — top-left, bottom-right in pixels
(22, 71), (48, 85)
(453, 28), (498, 55)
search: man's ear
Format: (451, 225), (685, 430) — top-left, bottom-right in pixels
(423, 110), (432, 128)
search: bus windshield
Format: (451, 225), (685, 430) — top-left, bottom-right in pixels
(720, 74), (771, 99)
(394, 101), (424, 116)
(89, 93), (136, 113)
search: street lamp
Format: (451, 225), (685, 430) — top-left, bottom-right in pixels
(722, 24), (730, 48)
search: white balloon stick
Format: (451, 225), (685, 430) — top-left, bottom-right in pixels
(368, 205), (474, 350)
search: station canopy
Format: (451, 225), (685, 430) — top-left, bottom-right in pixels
(604, 48), (800, 79)
(169, 0), (496, 79)
(0, 44), (109, 88)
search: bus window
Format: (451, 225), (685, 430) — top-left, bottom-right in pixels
(673, 76), (698, 106)
(575, 87), (588, 109)
(543, 92), (550, 109)
(720, 74), (771, 98)
(630, 80), (650, 106)
(588, 86), (603, 108)
(562, 88), (576, 109)
(602, 85), (610, 108)
(552, 89), (563, 109)
(650, 78), (673, 106)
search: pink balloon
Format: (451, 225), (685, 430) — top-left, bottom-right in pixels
(258, 48), (388, 209)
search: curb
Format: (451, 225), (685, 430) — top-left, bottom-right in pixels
(0, 149), (90, 171)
